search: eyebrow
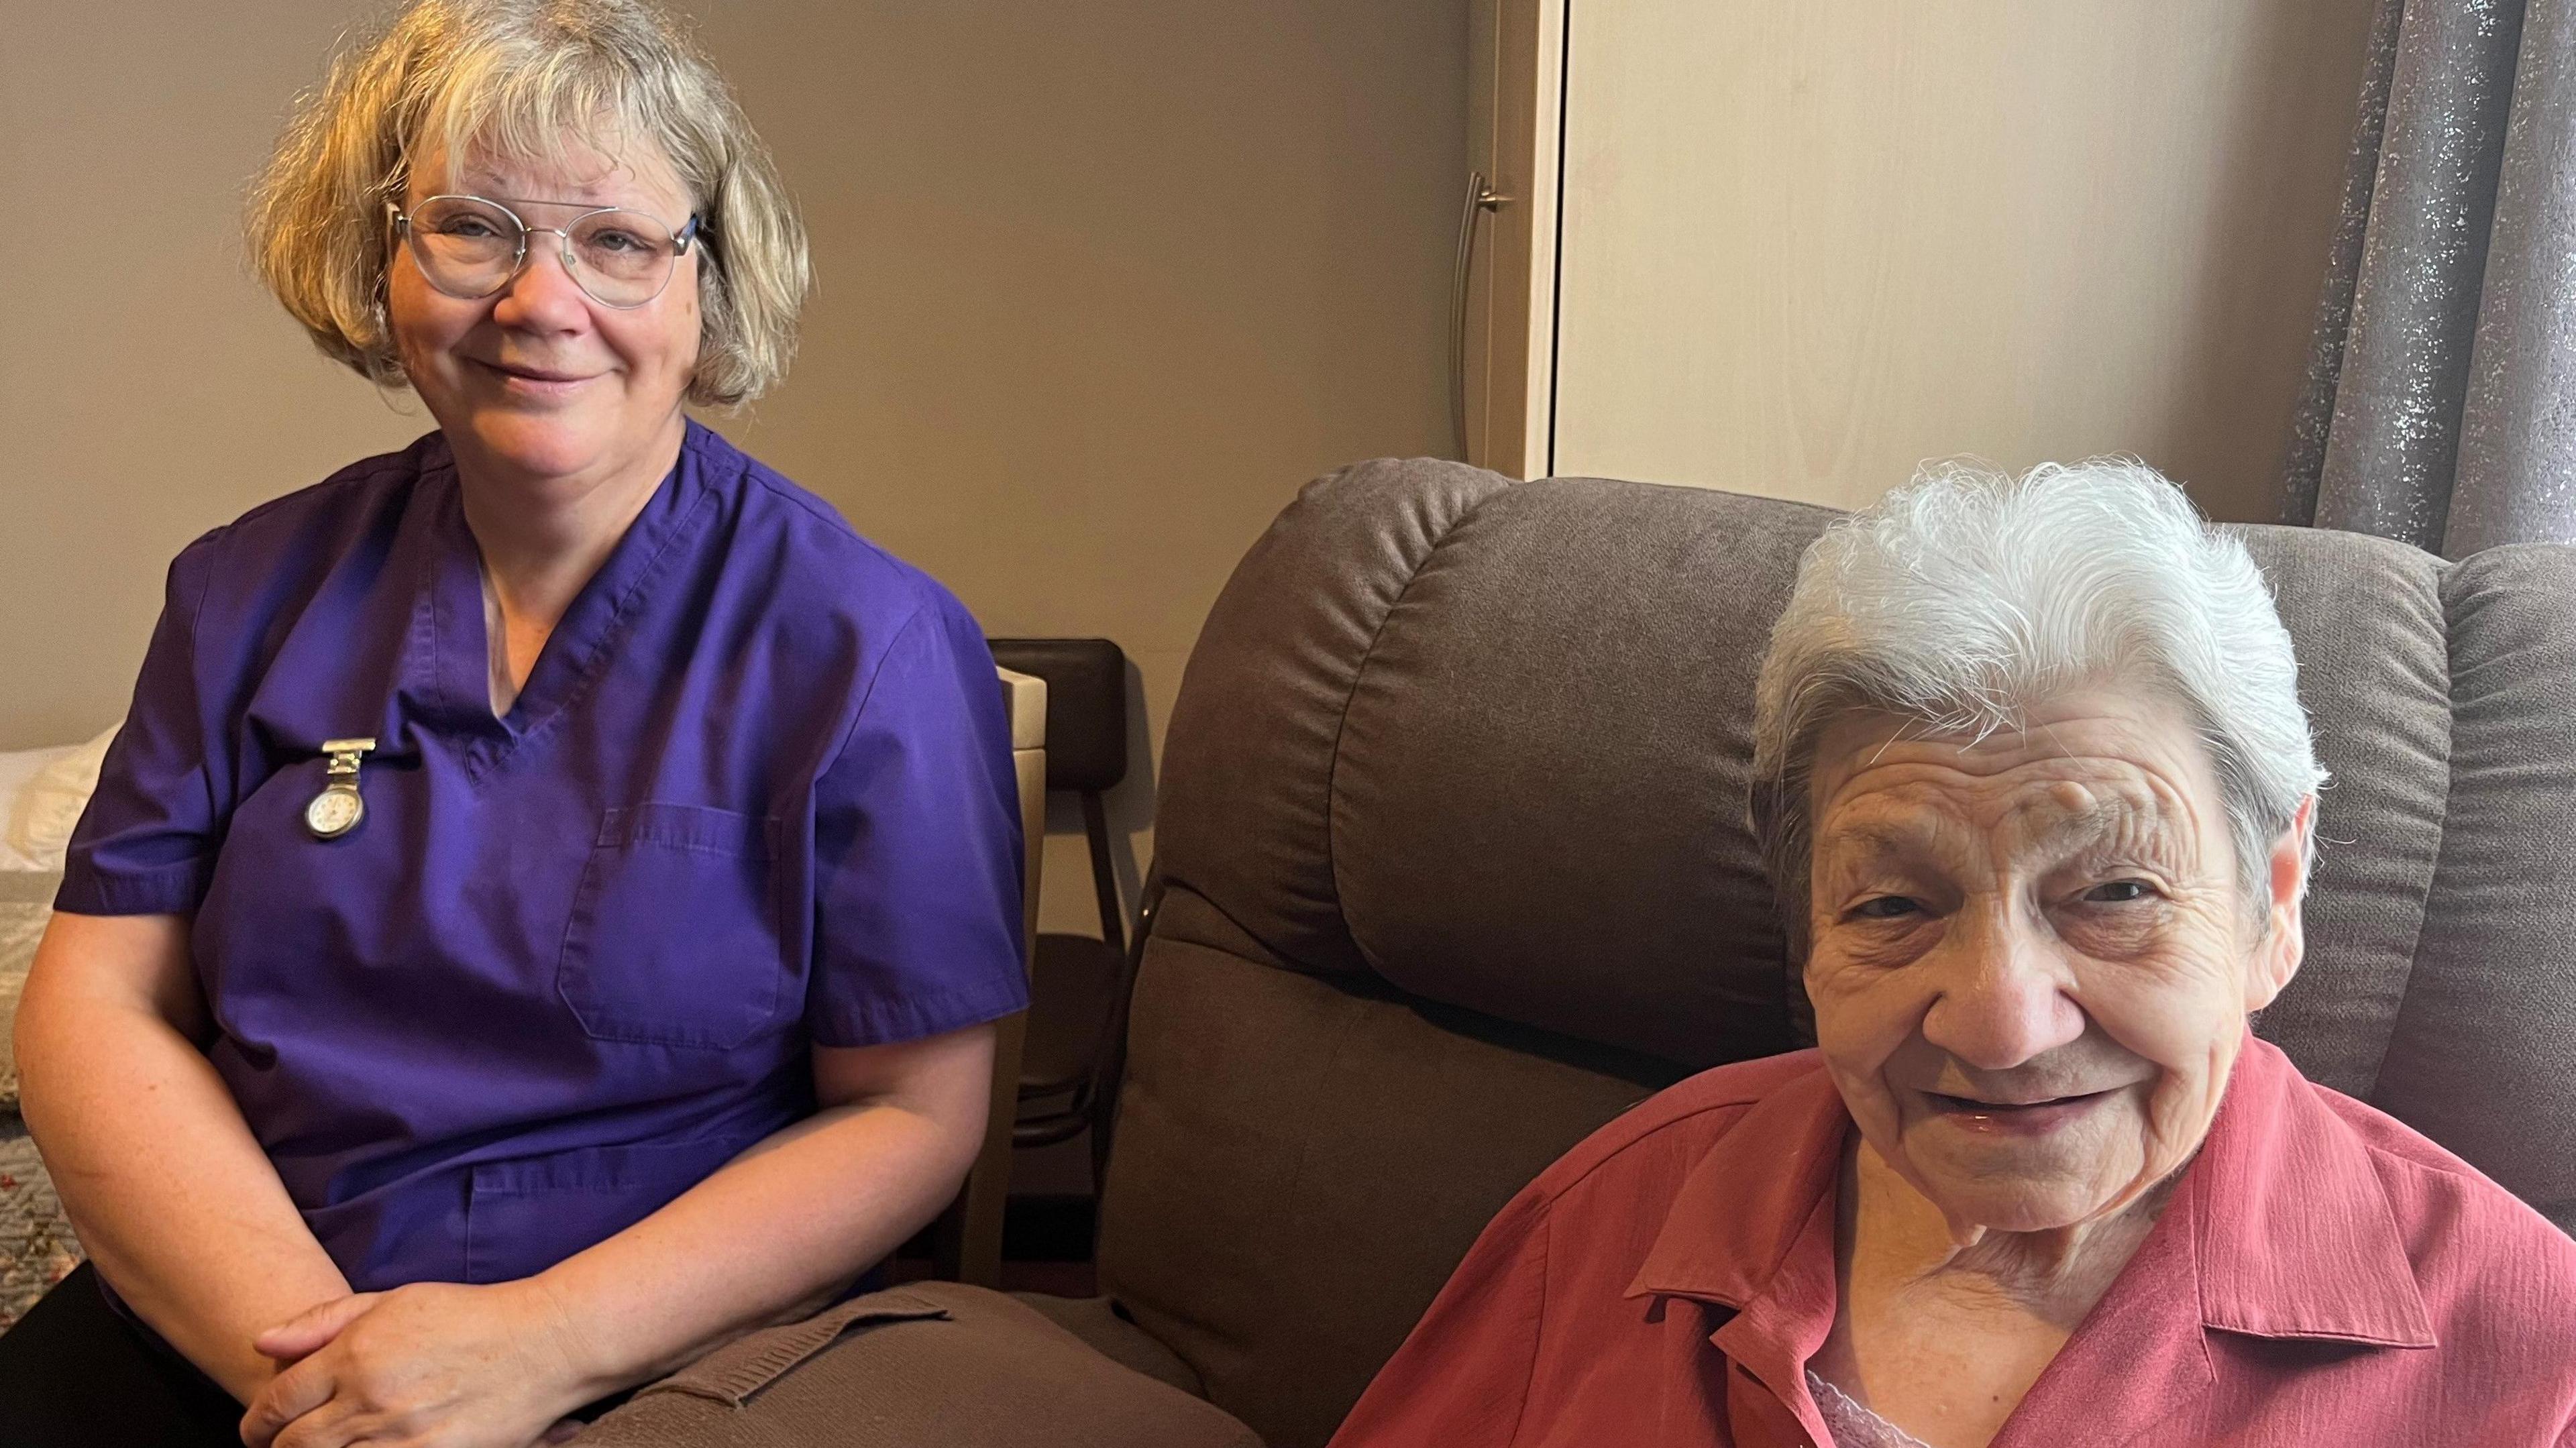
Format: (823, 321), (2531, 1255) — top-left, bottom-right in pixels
(475, 189), (640, 210)
(1817, 819), (1921, 856)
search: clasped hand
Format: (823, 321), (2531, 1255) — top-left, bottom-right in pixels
(238, 1279), (598, 1448)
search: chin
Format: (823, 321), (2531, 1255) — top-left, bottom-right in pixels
(466, 413), (616, 479)
(1935, 1182), (2111, 1234)
(1907, 1135), (2137, 1233)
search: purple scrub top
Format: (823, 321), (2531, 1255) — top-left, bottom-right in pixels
(56, 421), (1028, 1292)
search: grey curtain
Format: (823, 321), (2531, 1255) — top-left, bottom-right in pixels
(2284, 0), (2576, 557)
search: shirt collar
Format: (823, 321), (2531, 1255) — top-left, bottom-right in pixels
(2184, 1035), (2435, 1347)
(1619, 1034), (2435, 1349)
(1623, 1056), (1847, 1311)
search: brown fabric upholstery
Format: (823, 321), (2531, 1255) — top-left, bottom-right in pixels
(2231, 525), (2452, 1094)
(1077, 459), (2576, 1448)
(1097, 892), (1670, 1448)
(1150, 458), (1518, 982)
(1330, 479), (1834, 1062)
(1010, 1289), (1203, 1397)
(2373, 546), (2576, 1203)
(576, 1283), (1259, 1447)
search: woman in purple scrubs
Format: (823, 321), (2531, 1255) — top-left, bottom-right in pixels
(0, 3), (1028, 1444)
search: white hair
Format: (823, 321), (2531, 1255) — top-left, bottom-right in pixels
(1748, 458), (2326, 943)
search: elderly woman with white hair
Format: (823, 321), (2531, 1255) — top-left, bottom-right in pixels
(1332, 461), (2576, 1447)
(1, 2), (1026, 1445)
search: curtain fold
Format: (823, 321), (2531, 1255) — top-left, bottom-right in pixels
(2284, 0), (2576, 557)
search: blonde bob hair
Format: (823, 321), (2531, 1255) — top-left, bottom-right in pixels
(249, 0), (808, 407)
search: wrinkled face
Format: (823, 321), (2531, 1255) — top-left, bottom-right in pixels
(1803, 689), (2306, 1237)
(388, 133), (701, 486)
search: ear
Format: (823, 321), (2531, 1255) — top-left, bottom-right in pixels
(2244, 795), (2314, 1012)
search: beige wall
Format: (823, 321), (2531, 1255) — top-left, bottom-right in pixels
(3, 1), (435, 750)
(0, 1), (1466, 934)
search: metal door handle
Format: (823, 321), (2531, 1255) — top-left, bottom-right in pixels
(1450, 171), (1508, 462)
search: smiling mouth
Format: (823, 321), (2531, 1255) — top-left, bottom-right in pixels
(1917, 1086), (2121, 1139)
(478, 360), (594, 384)
(1929, 1089), (2111, 1112)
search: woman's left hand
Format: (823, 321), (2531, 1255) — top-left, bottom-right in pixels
(239, 1280), (598, 1448)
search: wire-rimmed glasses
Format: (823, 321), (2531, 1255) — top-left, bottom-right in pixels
(388, 194), (700, 309)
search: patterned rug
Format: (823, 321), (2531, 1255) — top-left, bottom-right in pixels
(1, 877), (83, 1328)
(0, 1126), (78, 1327)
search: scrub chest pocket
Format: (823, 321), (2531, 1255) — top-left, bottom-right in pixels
(557, 801), (788, 1050)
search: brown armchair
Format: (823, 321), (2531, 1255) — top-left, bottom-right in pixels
(594, 458), (2576, 1448)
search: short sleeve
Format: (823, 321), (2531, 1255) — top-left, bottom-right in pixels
(806, 592), (1029, 1046)
(55, 529), (232, 916)
(1327, 1188), (1550, 1447)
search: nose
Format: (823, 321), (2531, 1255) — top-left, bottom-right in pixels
(490, 231), (592, 330)
(1916, 900), (2087, 1070)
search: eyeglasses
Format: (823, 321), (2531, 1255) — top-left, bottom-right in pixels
(388, 194), (700, 309)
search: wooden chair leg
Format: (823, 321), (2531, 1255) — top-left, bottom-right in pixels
(943, 1007), (1028, 1286)
(933, 716), (1047, 1286)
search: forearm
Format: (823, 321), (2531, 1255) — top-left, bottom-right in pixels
(532, 1090), (983, 1398)
(17, 993), (350, 1400)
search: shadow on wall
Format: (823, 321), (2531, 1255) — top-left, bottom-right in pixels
(2167, 0), (2376, 522)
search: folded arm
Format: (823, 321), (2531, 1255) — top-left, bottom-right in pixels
(237, 1020), (999, 1444)
(540, 1020), (998, 1389)
(13, 909), (354, 1402)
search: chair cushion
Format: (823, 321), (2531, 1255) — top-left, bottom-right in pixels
(1010, 1290), (1205, 1396)
(2229, 524), (2451, 1095)
(1327, 476), (1833, 1062)
(1099, 888), (1674, 1448)
(2369, 544), (2576, 1227)
(1155, 459), (1826, 1064)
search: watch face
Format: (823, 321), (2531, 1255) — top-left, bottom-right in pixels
(305, 788), (364, 839)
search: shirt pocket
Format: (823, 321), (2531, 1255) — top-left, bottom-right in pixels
(463, 1134), (745, 1284)
(556, 801), (786, 1050)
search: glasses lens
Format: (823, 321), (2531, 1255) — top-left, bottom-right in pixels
(567, 211), (681, 307)
(407, 198), (523, 298)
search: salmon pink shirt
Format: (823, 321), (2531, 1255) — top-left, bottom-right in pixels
(1330, 1037), (2576, 1448)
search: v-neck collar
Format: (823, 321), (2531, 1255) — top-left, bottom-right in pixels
(476, 557), (522, 718)
(409, 422), (720, 779)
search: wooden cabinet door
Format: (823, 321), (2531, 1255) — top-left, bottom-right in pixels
(1477, 0), (2372, 518)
